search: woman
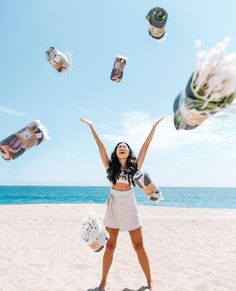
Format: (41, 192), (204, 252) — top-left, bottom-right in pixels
(80, 117), (163, 291)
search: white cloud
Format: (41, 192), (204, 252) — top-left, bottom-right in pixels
(0, 106), (26, 116)
(102, 111), (236, 154)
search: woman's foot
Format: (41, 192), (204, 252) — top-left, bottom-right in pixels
(147, 281), (153, 290)
(98, 281), (106, 291)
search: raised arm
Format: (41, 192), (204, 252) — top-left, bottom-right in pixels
(137, 117), (164, 170)
(80, 118), (109, 169)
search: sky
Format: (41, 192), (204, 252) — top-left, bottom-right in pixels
(1, 0), (236, 187)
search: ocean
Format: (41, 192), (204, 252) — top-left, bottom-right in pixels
(0, 186), (236, 208)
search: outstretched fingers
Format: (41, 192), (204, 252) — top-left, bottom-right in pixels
(80, 118), (93, 127)
(153, 117), (164, 127)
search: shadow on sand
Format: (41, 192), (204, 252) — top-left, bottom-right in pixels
(122, 287), (150, 291)
(87, 286), (150, 291)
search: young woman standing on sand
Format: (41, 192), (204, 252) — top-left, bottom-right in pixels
(80, 117), (163, 291)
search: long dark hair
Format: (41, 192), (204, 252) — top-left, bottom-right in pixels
(107, 142), (137, 186)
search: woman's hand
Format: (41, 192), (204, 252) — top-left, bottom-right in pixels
(80, 117), (109, 169)
(136, 117), (164, 170)
(153, 117), (164, 128)
(80, 118), (93, 127)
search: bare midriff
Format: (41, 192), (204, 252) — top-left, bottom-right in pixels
(112, 183), (131, 192)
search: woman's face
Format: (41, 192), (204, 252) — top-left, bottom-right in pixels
(116, 143), (130, 159)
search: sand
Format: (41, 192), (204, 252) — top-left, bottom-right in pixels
(0, 204), (236, 291)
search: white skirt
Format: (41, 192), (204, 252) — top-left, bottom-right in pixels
(104, 188), (141, 231)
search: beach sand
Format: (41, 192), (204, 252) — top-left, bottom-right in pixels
(0, 204), (236, 291)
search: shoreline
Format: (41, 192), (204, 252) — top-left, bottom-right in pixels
(1, 202), (236, 211)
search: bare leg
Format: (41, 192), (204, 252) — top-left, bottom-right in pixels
(129, 227), (152, 288)
(99, 227), (119, 290)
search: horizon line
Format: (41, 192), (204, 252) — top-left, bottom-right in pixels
(0, 185), (236, 189)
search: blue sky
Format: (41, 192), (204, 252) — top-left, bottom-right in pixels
(1, 0), (236, 187)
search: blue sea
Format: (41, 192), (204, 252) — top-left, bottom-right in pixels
(0, 186), (236, 208)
